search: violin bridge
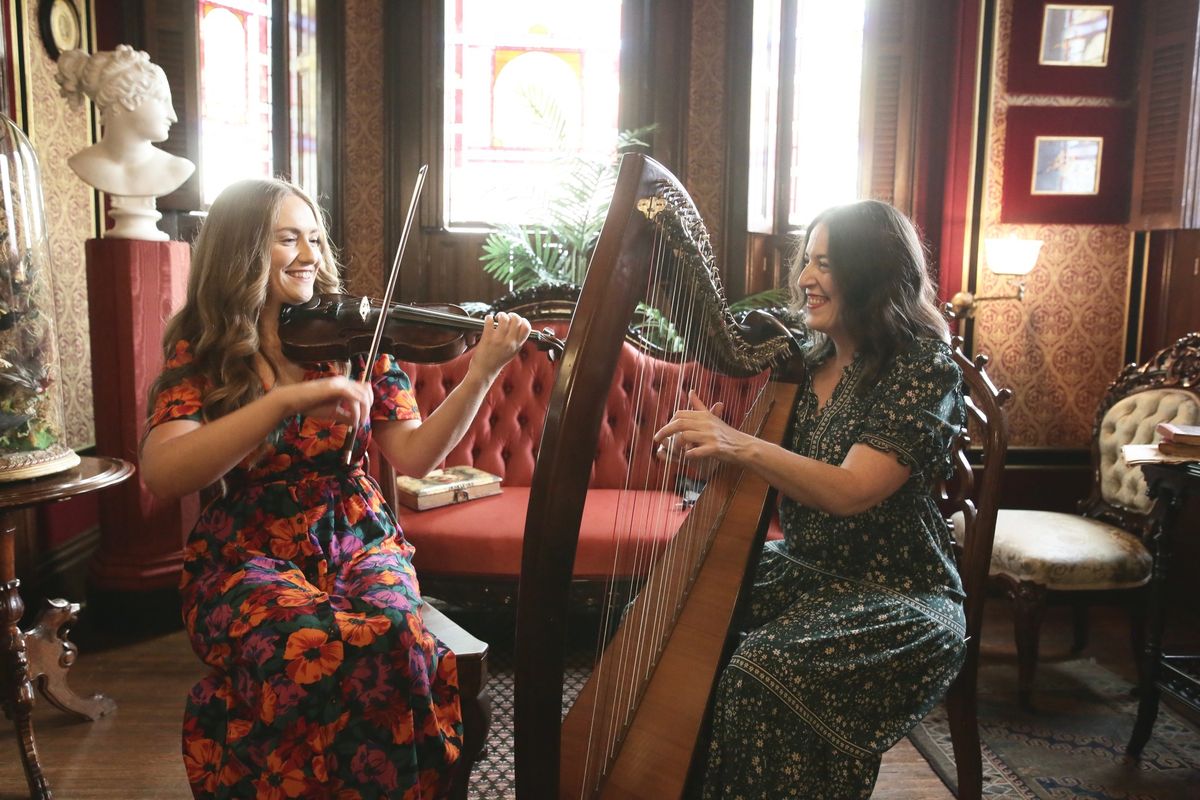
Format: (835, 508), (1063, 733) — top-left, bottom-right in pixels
(358, 296), (371, 323)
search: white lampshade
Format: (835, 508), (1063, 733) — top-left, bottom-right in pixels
(984, 237), (1042, 276)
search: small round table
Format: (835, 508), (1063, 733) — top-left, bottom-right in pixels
(0, 455), (135, 800)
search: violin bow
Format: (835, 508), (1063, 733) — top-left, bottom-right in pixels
(342, 164), (428, 465)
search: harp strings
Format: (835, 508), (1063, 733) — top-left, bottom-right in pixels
(576, 192), (769, 794)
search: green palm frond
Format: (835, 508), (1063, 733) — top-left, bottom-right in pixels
(729, 287), (791, 312)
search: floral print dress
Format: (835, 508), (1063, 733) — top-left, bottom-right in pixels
(701, 337), (968, 800)
(148, 341), (462, 800)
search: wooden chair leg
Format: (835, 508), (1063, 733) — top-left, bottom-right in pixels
(945, 641), (982, 800)
(1008, 581), (1047, 710)
(421, 604), (491, 800)
(1070, 600), (1089, 654)
(1128, 587), (1148, 691)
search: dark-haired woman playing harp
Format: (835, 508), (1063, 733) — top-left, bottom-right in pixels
(656, 200), (966, 799)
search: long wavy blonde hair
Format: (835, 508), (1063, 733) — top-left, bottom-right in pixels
(147, 178), (342, 424)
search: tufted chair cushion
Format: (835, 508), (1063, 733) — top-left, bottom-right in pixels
(398, 321), (758, 489)
(985, 509), (1151, 591)
(394, 321), (765, 579)
(1098, 388), (1200, 512)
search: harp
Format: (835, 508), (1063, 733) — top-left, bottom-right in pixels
(513, 154), (803, 799)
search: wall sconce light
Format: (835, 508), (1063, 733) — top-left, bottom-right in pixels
(947, 237), (1043, 319)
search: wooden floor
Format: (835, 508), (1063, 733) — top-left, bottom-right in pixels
(1, 598), (1193, 799)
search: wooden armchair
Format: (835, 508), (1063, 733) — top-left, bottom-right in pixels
(939, 335), (1012, 800)
(988, 333), (1200, 709)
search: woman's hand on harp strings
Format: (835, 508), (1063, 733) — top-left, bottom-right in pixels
(653, 390), (745, 464)
(467, 312), (533, 381)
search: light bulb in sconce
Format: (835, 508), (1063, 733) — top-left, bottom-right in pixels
(947, 236), (1043, 319)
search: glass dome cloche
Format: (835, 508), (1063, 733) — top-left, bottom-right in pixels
(0, 113), (79, 480)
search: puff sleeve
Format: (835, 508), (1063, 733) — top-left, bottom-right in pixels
(856, 339), (965, 480)
(147, 340), (206, 429)
(368, 353), (422, 423)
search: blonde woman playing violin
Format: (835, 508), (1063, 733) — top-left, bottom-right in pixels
(140, 178), (529, 799)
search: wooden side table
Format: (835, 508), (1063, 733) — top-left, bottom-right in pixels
(1127, 460), (1200, 757)
(0, 455), (135, 800)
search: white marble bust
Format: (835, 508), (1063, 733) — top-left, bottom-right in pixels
(55, 46), (195, 239)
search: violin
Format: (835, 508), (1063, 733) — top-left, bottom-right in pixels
(277, 293), (565, 364)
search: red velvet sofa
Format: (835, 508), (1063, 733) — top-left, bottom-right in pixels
(382, 313), (769, 609)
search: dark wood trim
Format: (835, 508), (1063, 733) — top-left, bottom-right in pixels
(961, 0), (996, 356)
(721, 0), (753, 300)
(619, 0), (689, 171)
(1126, 230), (1146, 365)
(316, 0), (343, 247)
(384, 0), (433, 294)
(270, 0), (289, 180)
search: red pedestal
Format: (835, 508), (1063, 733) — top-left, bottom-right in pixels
(85, 239), (199, 591)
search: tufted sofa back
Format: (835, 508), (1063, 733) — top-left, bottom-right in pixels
(398, 320), (764, 488)
(1099, 388), (1200, 512)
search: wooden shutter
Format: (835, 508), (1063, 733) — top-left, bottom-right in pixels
(142, 0), (201, 211)
(858, 0), (921, 213)
(1129, 0), (1200, 230)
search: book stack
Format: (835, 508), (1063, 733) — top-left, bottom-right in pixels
(1156, 422), (1200, 460)
(394, 465), (502, 511)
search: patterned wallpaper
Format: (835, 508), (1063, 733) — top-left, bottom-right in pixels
(971, 0), (1130, 448)
(20, 0), (98, 450)
(685, 0), (728, 257)
(341, 0), (385, 299)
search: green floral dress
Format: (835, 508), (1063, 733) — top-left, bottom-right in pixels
(702, 337), (967, 800)
(148, 341), (462, 800)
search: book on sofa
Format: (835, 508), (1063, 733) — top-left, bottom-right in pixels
(394, 465), (502, 511)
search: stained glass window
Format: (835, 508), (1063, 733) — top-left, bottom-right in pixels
(443, 0), (622, 227)
(198, 0), (273, 205)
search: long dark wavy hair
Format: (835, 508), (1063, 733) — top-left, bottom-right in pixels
(789, 199), (948, 388)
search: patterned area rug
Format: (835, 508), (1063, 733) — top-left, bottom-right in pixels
(908, 658), (1200, 799)
(467, 630), (593, 800)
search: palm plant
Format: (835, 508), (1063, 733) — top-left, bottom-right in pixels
(478, 93), (792, 350)
(479, 124), (652, 290)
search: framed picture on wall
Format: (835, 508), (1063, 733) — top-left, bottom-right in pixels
(1039, 5), (1112, 67)
(1001, 106), (1132, 224)
(1008, 0), (1135, 96)
(1030, 136), (1103, 195)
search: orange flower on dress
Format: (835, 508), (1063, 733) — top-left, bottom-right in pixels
(296, 417), (347, 457)
(183, 737), (222, 795)
(167, 339), (194, 367)
(226, 718), (253, 743)
(284, 628), (344, 685)
(228, 598), (271, 639)
(261, 680), (277, 724)
(345, 493), (370, 526)
(274, 583), (327, 610)
(267, 513), (321, 561)
(252, 752), (309, 800)
(334, 611), (392, 647)
(248, 453), (293, 480)
(152, 382), (202, 425)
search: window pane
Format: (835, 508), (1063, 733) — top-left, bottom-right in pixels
(789, 0), (865, 226)
(443, 0), (622, 228)
(747, 0), (782, 234)
(199, 0), (274, 205)
(289, 0), (319, 201)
